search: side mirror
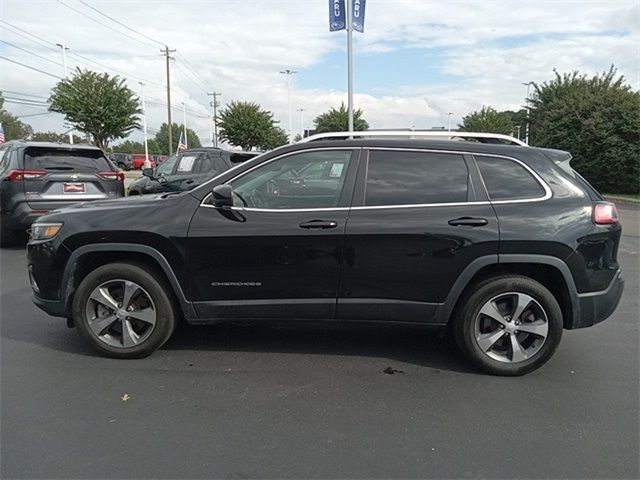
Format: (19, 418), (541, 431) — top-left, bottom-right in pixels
(142, 168), (154, 178)
(211, 184), (233, 207)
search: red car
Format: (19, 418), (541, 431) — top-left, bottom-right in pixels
(131, 154), (157, 170)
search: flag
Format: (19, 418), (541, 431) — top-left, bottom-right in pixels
(0, 123), (5, 145)
(177, 131), (187, 153)
(329, 0), (346, 31)
(352, 0), (366, 33)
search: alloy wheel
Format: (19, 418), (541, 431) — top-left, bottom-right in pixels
(473, 292), (549, 363)
(84, 279), (157, 348)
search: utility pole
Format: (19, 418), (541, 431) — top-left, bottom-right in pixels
(522, 81), (533, 145)
(297, 108), (306, 139)
(139, 82), (150, 168)
(280, 69), (297, 143)
(161, 46), (176, 153)
(207, 92), (221, 147)
(56, 43), (73, 144)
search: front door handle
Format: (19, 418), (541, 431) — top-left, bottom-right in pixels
(448, 217), (488, 227)
(299, 220), (338, 229)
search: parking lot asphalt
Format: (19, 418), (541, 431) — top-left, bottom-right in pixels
(1, 205), (638, 479)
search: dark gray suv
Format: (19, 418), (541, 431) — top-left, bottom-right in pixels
(0, 141), (124, 247)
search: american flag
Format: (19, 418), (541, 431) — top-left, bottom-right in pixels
(177, 131), (187, 153)
(0, 123), (5, 145)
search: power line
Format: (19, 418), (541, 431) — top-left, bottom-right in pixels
(177, 53), (211, 90)
(0, 90), (49, 99)
(17, 111), (56, 118)
(0, 39), (63, 67)
(76, 0), (164, 47)
(174, 61), (209, 94)
(56, 0), (159, 50)
(0, 21), (61, 53)
(3, 95), (49, 105)
(0, 56), (62, 79)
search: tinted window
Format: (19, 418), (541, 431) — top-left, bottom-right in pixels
(476, 156), (545, 200)
(24, 147), (112, 173)
(195, 154), (228, 174)
(230, 150), (352, 209)
(365, 151), (469, 206)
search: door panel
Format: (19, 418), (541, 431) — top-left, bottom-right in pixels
(337, 148), (499, 323)
(186, 148), (359, 320)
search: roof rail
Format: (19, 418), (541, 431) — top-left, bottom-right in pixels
(298, 130), (528, 146)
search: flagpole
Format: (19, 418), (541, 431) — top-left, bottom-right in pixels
(139, 82), (150, 169)
(346, 0), (354, 136)
(182, 102), (188, 149)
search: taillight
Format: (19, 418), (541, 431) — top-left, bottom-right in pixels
(5, 169), (47, 181)
(99, 171), (125, 181)
(593, 202), (618, 225)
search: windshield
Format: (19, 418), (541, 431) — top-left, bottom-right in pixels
(155, 155), (177, 175)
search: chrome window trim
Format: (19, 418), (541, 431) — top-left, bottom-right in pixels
(199, 146), (552, 212)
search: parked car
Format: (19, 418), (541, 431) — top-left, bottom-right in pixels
(131, 154), (157, 170)
(26, 133), (624, 375)
(128, 148), (260, 196)
(0, 141), (124, 247)
(109, 153), (133, 171)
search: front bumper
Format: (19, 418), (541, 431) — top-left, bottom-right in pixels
(570, 269), (625, 329)
(31, 293), (68, 318)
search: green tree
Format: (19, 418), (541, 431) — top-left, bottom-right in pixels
(154, 123), (201, 154)
(111, 139), (162, 154)
(529, 67), (639, 194)
(48, 68), (141, 150)
(218, 101), (282, 150)
(260, 126), (289, 150)
(31, 131), (87, 144)
(0, 92), (33, 140)
(503, 109), (528, 138)
(458, 106), (514, 135)
(313, 102), (369, 133)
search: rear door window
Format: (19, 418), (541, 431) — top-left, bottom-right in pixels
(365, 150), (469, 206)
(175, 153), (200, 174)
(475, 156), (545, 200)
(24, 147), (112, 173)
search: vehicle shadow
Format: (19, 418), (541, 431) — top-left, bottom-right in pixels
(163, 321), (474, 373)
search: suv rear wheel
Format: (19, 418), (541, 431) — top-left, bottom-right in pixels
(453, 275), (563, 376)
(72, 262), (176, 358)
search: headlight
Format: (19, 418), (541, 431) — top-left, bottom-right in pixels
(30, 222), (63, 241)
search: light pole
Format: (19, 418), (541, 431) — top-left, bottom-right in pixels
(297, 108), (306, 139)
(447, 112), (453, 133)
(139, 82), (150, 169)
(280, 69), (297, 143)
(56, 43), (73, 144)
(522, 81), (534, 145)
(515, 125), (521, 140)
(207, 92), (221, 147)
(181, 101), (187, 150)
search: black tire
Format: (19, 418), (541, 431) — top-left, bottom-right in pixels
(452, 275), (563, 376)
(72, 262), (177, 358)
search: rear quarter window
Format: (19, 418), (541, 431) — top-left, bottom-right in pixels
(476, 156), (545, 200)
(24, 147), (112, 173)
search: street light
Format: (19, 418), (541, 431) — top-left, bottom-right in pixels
(139, 82), (150, 168)
(56, 43), (73, 145)
(280, 69), (297, 143)
(296, 108), (306, 139)
(522, 81), (534, 145)
(447, 112), (453, 133)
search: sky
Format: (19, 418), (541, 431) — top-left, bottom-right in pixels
(0, 0), (638, 147)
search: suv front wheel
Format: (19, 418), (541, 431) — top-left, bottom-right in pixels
(453, 275), (563, 376)
(72, 262), (176, 358)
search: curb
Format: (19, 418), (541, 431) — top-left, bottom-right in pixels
(605, 195), (640, 207)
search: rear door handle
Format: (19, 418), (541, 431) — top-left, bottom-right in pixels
(448, 217), (488, 227)
(299, 220), (338, 229)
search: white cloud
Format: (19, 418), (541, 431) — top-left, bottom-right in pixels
(1, 0), (637, 146)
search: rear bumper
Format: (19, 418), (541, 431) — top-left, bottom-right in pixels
(569, 269), (625, 329)
(2, 203), (48, 231)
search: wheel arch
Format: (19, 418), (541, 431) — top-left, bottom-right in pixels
(437, 255), (579, 329)
(61, 244), (196, 321)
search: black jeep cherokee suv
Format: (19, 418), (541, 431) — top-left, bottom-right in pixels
(27, 138), (624, 375)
